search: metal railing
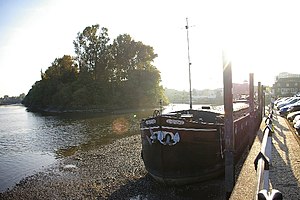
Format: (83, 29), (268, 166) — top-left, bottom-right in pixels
(254, 109), (282, 200)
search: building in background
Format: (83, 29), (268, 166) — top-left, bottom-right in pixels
(232, 80), (249, 99)
(273, 72), (300, 97)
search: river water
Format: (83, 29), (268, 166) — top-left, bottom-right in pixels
(0, 105), (153, 192)
(0, 103), (229, 193)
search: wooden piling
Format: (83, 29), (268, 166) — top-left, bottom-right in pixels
(223, 53), (234, 199)
(258, 82), (262, 121)
(249, 73), (254, 116)
(249, 73), (255, 143)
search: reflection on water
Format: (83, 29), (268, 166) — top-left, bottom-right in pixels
(0, 105), (153, 192)
(0, 151), (55, 193)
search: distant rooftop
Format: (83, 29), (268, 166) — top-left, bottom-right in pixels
(277, 72), (300, 79)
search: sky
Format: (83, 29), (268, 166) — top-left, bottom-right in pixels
(0, 0), (299, 97)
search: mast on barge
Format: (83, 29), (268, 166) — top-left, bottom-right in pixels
(185, 18), (192, 110)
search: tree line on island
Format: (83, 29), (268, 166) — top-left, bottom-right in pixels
(22, 24), (168, 112)
(0, 94), (25, 105)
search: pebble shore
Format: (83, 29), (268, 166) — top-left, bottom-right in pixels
(0, 134), (227, 200)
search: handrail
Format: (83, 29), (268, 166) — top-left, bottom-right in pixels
(254, 109), (282, 200)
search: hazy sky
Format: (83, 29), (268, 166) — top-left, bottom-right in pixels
(0, 0), (299, 97)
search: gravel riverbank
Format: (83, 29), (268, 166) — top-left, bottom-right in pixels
(0, 135), (226, 200)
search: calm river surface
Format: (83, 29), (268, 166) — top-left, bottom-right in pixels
(0, 104), (154, 192)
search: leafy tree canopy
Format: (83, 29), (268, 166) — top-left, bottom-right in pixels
(42, 55), (78, 83)
(23, 24), (168, 112)
(0, 94), (25, 105)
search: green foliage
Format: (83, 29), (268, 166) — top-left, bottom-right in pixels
(23, 24), (167, 111)
(73, 25), (110, 82)
(42, 55), (78, 83)
(0, 94), (25, 105)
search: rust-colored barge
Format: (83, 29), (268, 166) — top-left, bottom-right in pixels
(140, 103), (260, 185)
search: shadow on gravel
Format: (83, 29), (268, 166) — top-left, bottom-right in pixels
(269, 115), (300, 198)
(109, 174), (225, 200)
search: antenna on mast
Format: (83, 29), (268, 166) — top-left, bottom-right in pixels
(186, 18), (192, 110)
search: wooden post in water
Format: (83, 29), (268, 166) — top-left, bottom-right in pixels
(223, 53), (234, 199)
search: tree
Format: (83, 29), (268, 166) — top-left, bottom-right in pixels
(23, 24), (167, 111)
(42, 55), (78, 83)
(108, 34), (158, 84)
(0, 94), (26, 105)
(23, 55), (78, 109)
(126, 67), (164, 107)
(107, 34), (164, 107)
(73, 24), (110, 82)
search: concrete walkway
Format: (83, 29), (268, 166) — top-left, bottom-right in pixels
(230, 113), (300, 200)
